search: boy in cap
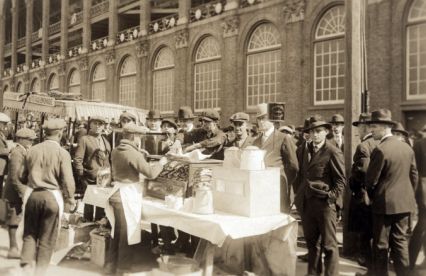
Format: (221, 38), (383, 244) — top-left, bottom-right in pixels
(294, 115), (346, 276)
(366, 109), (418, 276)
(20, 119), (76, 275)
(74, 116), (111, 221)
(225, 112), (254, 148)
(2, 128), (37, 259)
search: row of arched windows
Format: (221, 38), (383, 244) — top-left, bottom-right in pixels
(3, 0), (425, 110)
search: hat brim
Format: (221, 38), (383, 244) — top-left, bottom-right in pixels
(392, 129), (408, 137)
(304, 122), (332, 132)
(90, 118), (107, 124)
(178, 116), (196, 120)
(329, 121), (345, 124)
(352, 121), (369, 127)
(365, 120), (397, 126)
(199, 116), (215, 122)
(230, 119), (248, 123)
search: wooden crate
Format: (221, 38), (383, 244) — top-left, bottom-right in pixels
(90, 231), (110, 267)
(212, 167), (281, 217)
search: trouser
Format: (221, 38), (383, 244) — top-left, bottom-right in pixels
(281, 175), (291, 213)
(21, 190), (59, 276)
(302, 197), (339, 276)
(372, 213), (410, 276)
(105, 200), (133, 271)
(409, 208), (426, 269)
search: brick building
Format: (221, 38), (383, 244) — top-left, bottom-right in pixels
(0, 0), (425, 131)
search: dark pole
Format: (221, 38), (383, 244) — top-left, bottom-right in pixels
(39, 113), (45, 142)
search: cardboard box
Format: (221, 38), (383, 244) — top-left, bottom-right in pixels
(55, 223), (97, 251)
(212, 167), (281, 217)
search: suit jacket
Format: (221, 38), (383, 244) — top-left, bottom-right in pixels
(328, 137), (344, 152)
(366, 136), (418, 214)
(0, 132), (9, 175)
(294, 140), (346, 214)
(252, 129), (299, 187)
(413, 137), (426, 209)
(3, 144), (27, 203)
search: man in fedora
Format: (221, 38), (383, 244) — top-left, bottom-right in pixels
(252, 103), (299, 213)
(74, 116), (111, 221)
(225, 112), (255, 149)
(294, 115), (346, 276)
(177, 106), (196, 134)
(328, 114), (345, 151)
(144, 109), (165, 155)
(366, 109), (418, 276)
(348, 113), (378, 272)
(392, 122), (412, 146)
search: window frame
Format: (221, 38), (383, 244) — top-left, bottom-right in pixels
(152, 47), (175, 114)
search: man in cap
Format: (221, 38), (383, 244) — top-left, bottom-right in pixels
(105, 122), (166, 274)
(0, 112), (11, 196)
(294, 115), (346, 276)
(74, 116), (111, 221)
(225, 112), (255, 148)
(328, 114), (345, 151)
(183, 109), (227, 160)
(20, 119), (76, 275)
(160, 119), (181, 155)
(108, 111), (138, 148)
(365, 109), (418, 276)
(348, 113), (378, 272)
(410, 124), (426, 270)
(120, 111), (137, 127)
(252, 103), (299, 213)
(2, 128), (37, 259)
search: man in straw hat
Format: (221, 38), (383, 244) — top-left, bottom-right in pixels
(365, 109), (418, 276)
(2, 128), (37, 259)
(294, 115), (346, 276)
(252, 103), (298, 213)
(348, 113), (378, 273)
(20, 119), (76, 275)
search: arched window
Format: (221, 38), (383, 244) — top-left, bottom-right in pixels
(246, 23), (281, 108)
(313, 5), (345, 105)
(16, 81), (24, 93)
(48, 73), (59, 91)
(91, 63), (106, 101)
(194, 36), (221, 111)
(153, 47), (174, 112)
(68, 69), (81, 94)
(406, 0), (426, 100)
(119, 56), (137, 107)
(31, 77), (40, 93)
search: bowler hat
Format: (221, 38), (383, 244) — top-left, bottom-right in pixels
(161, 119), (178, 129)
(199, 109), (220, 122)
(16, 128), (37, 140)
(366, 109), (397, 126)
(329, 114), (345, 124)
(304, 115), (332, 132)
(43, 119), (67, 130)
(177, 106), (196, 120)
(255, 103), (268, 118)
(90, 116), (108, 124)
(123, 122), (147, 134)
(392, 122), (408, 137)
(230, 112), (249, 122)
(352, 113), (371, 127)
(120, 111), (137, 122)
(147, 110), (162, 120)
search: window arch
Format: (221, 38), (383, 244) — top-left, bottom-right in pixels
(48, 73), (59, 91)
(16, 81), (24, 93)
(68, 69), (81, 94)
(194, 36), (221, 111)
(153, 47), (174, 112)
(246, 23), (281, 108)
(406, 0), (426, 100)
(119, 56), (137, 107)
(31, 77), (40, 93)
(91, 63), (106, 101)
(313, 5), (345, 105)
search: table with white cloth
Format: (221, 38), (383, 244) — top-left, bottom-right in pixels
(83, 186), (298, 275)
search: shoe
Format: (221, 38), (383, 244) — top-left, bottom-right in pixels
(298, 252), (309, 262)
(7, 247), (20, 259)
(357, 256), (367, 267)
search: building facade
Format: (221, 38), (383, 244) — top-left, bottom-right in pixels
(0, 0), (425, 131)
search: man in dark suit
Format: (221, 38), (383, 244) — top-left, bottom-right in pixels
(294, 115), (346, 276)
(366, 109), (418, 276)
(328, 114), (345, 152)
(409, 124), (426, 269)
(252, 103), (299, 213)
(348, 113), (378, 272)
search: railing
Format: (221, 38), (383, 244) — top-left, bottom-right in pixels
(240, 0), (266, 8)
(190, 0), (226, 23)
(4, 43), (11, 52)
(149, 14), (179, 35)
(69, 11), (83, 26)
(119, 0), (138, 7)
(49, 21), (61, 35)
(31, 31), (39, 42)
(116, 26), (140, 45)
(31, 58), (43, 69)
(91, 36), (109, 52)
(3, 68), (11, 77)
(48, 53), (60, 64)
(91, 0), (109, 18)
(68, 45), (83, 58)
(17, 37), (26, 48)
(16, 63), (26, 74)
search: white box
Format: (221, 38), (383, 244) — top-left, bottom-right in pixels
(212, 167), (281, 217)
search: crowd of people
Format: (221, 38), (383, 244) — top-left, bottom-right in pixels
(0, 104), (424, 276)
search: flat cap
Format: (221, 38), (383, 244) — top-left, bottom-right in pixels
(123, 122), (148, 134)
(43, 118), (67, 130)
(199, 109), (220, 122)
(16, 128), (37, 139)
(119, 111), (137, 122)
(161, 119), (178, 129)
(230, 112), (249, 122)
(89, 116), (108, 124)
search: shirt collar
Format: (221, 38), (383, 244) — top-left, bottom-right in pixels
(313, 139), (326, 151)
(362, 133), (372, 141)
(380, 133), (393, 143)
(45, 139), (60, 146)
(16, 143), (27, 151)
(263, 126), (275, 138)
